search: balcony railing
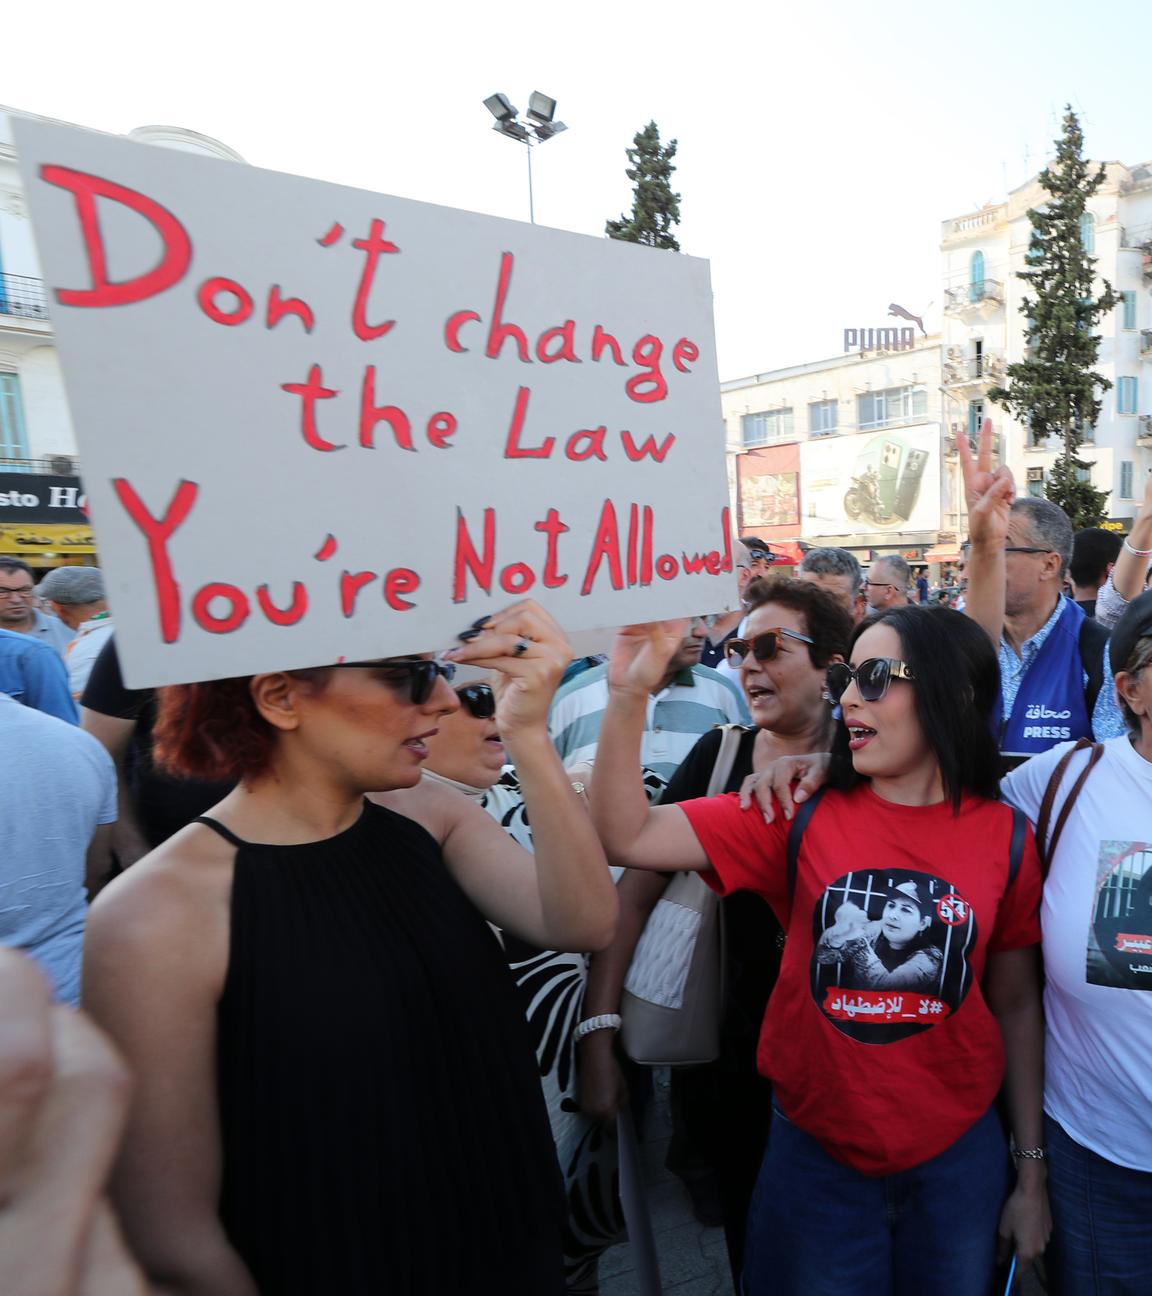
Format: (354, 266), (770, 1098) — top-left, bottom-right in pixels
(942, 353), (1006, 385)
(0, 274), (49, 321)
(944, 280), (1004, 313)
(1140, 329), (1152, 357)
(0, 455), (78, 476)
(1138, 415), (1152, 445)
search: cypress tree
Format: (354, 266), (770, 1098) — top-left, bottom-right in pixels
(987, 106), (1120, 528)
(605, 121), (681, 251)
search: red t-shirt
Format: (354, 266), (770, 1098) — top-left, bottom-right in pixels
(680, 784), (1041, 1176)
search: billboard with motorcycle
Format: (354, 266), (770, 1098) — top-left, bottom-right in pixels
(799, 424), (940, 538)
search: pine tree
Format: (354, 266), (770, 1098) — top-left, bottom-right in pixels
(605, 121), (681, 251)
(987, 106), (1120, 528)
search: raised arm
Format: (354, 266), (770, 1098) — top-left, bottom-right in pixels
(434, 600), (617, 952)
(1110, 469), (1152, 605)
(587, 622), (709, 873)
(958, 418), (1016, 647)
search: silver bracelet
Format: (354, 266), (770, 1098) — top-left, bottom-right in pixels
(1123, 538), (1152, 557)
(1012, 1146), (1046, 1161)
(573, 1013), (622, 1043)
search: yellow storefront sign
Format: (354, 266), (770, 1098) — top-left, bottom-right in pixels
(0, 523), (97, 554)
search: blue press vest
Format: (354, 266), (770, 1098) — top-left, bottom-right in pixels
(1000, 598), (1091, 755)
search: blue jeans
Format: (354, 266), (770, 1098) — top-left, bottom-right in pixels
(741, 1103), (1010, 1296)
(1046, 1113), (1152, 1295)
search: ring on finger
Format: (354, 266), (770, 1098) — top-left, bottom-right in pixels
(511, 639), (530, 657)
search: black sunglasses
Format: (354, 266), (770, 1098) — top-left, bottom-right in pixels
(329, 658), (456, 704)
(959, 542), (1052, 556)
(825, 658), (915, 704)
(724, 628), (815, 666)
(457, 682), (496, 719)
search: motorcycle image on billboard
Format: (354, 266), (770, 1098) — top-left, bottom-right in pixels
(801, 428), (939, 538)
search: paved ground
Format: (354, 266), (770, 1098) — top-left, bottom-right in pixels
(598, 1069), (1044, 1295)
(599, 1070), (735, 1296)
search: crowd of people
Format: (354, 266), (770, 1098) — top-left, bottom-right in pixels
(2, 429), (1151, 1295)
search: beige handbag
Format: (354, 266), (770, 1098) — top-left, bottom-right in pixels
(619, 725), (749, 1067)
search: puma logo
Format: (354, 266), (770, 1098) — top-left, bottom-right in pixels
(888, 303), (926, 336)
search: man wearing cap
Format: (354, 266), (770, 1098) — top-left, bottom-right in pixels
(700, 541), (761, 670)
(739, 536), (776, 582)
(37, 566), (112, 699)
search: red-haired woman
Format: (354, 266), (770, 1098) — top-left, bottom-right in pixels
(82, 601), (617, 1296)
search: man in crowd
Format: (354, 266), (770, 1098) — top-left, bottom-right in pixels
(37, 565), (113, 698)
(915, 566), (930, 604)
(1069, 527), (1122, 618)
(0, 559), (73, 653)
(967, 495), (1124, 755)
(700, 541), (758, 669)
(863, 554), (911, 615)
(739, 536), (776, 581)
(797, 546), (866, 621)
(0, 627), (77, 723)
(0, 692), (116, 1004)
(549, 617), (749, 782)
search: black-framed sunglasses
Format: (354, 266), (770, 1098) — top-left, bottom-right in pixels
(959, 541), (1053, 556)
(329, 658), (456, 704)
(724, 628), (815, 666)
(825, 658), (915, 704)
(457, 682), (496, 719)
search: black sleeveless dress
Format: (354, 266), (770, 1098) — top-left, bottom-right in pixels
(202, 801), (566, 1295)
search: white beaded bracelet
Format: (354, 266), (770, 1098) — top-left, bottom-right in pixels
(1123, 538), (1152, 557)
(573, 1013), (622, 1043)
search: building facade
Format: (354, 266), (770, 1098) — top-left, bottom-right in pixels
(0, 107), (242, 568)
(728, 156), (1152, 573)
(941, 162), (1152, 525)
(723, 337), (956, 572)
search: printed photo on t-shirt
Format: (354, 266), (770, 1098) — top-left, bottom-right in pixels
(1087, 839), (1152, 990)
(810, 869), (977, 1044)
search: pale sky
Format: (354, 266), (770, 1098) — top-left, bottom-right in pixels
(7, 0), (1151, 381)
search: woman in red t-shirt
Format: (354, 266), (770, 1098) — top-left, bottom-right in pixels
(589, 604), (1050, 1296)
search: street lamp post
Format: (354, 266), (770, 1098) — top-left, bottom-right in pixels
(483, 91), (567, 224)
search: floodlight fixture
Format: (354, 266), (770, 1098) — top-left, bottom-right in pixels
(482, 88), (568, 225)
(532, 120), (567, 142)
(495, 119), (531, 142)
(483, 93), (518, 123)
(526, 92), (557, 124)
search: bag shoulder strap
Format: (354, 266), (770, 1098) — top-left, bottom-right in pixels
(705, 723), (754, 798)
(1034, 738), (1104, 875)
(786, 786), (827, 899)
(1006, 805), (1027, 889)
(1078, 615), (1109, 715)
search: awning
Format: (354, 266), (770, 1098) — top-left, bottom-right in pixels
(923, 543), (962, 564)
(765, 541), (806, 565)
(0, 523), (97, 554)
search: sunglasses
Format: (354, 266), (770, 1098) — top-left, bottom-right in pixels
(959, 542), (1053, 556)
(329, 658), (456, 704)
(457, 682), (496, 719)
(825, 658), (915, 704)
(724, 628), (815, 666)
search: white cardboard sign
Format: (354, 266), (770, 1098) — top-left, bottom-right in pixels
(16, 119), (735, 687)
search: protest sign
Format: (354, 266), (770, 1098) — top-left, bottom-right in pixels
(15, 119), (734, 687)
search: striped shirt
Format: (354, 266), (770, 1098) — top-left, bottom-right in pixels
(547, 663), (751, 782)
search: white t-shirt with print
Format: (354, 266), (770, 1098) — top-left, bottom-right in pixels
(1002, 736), (1152, 1171)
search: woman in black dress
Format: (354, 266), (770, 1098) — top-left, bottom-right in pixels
(82, 600), (617, 1296)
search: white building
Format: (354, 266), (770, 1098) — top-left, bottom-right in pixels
(729, 156), (1152, 573)
(0, 107), (243, 567)
(941, 162), (1152, 519)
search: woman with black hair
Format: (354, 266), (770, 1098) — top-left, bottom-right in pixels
(588, 604), (1049, 1296)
